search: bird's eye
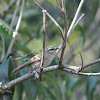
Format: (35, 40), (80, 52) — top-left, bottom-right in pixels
(47, 47), (58, 51)
(49, 48), (54, 51)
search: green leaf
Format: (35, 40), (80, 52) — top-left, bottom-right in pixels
(66, 73), (79, 98)
(5, 0), (11, 3)
(13, 84), (23, 100)
(38, 82), (56, 100)
(0, 19), (12, 31)
(0, 58), (14, 100)
(0, 22), (30, 61)
(86, 76), (99, 100)
(0, 59), (9, 84)
(22, 79), (37, 100)
(43, 73), (62, 100)
(8, 57), (15, 81)
(0, 22), (11, 61)
(30, 80), (38, 100)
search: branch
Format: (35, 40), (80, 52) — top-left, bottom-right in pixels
(56, 0), (62, 11)
(59, 0), (68, 67)
(39, 10), (47, 80)
(68, 13), (84, 39)
(0, 65), (58, 94)
(81, 58), (100, 70)
(79, 52), (83, 71)
(59, 0), (84, 67)
(0, 58), (100, 94)
(67, 0), (85, 38)
(13, 52), (34, 61)
(63, 68), (100, 76)
(32, 0), (64, 40)
(4, 0), (24, 61)
(9, 0), (21, 34)
(63, 58), (100, 71)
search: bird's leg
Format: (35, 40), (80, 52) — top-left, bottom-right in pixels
(30, 67), (39, 79)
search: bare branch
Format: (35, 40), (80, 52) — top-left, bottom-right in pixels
(63, 58), (100, 71)
(56, 0), (62, 11)
(79, 52), (83, 71)
(67, 13), (84, 39)
(32, 0), (64, 40)
(59, 0), (84, 67)
(9, 0), (21, 34)
(61, 0), (65, 11)
(59, 0), (68, 67)
(67, 0), (85, 38)
(63, 68), (100, 76)
(15, 0), (24, 32)
(63, 64), (80, 71)
(4, 0), (24, 61)
(59, 1), (85, 65)
(82, 58), (100, 70)
(0, 58), (100, 94)
(39, 10), (47, 80)
(13, 52), (34, 61)
(0, 65), (58, 94)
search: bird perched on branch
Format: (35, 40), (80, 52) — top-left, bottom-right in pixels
(12, 44), (62, 74)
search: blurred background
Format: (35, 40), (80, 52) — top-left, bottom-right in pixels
(0, 0), (100, 100)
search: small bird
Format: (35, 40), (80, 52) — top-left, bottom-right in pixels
(12, 45), (62, 74)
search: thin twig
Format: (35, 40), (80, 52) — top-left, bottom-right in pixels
(63, 58), (100, 71)
(81, 58), (100, 70)
(56, 0), (62, 11)
(39, 10), (47, 80)
(67, 0), (85, 38)
(1, 0), (16, 20)
(59, 0), (68, 67)
(13, 52), (34, 61)
(79, 52), (83, 71)
(69, 13), (84, 38)
(63, 68), (100, 76)
(32, 0), (64, 40)
(9, 0), (21, 34)
(4, 0), (24, 61)
(61, 0), (64, 11)
(59, 1), (85, 66)
(64, 29), (98, 65)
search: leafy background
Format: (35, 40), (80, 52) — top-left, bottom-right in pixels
(0, 0), (100, 100)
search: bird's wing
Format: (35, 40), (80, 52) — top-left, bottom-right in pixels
(12, 55), (41, 74)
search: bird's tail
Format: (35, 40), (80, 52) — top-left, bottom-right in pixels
(12, 61), (32, 74)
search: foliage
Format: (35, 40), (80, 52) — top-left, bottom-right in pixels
(0, 0), (100, 100)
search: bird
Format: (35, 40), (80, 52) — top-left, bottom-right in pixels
(12, 44), (62, 74)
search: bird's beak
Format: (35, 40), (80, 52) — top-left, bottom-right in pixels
(55, 48), (59, 50)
